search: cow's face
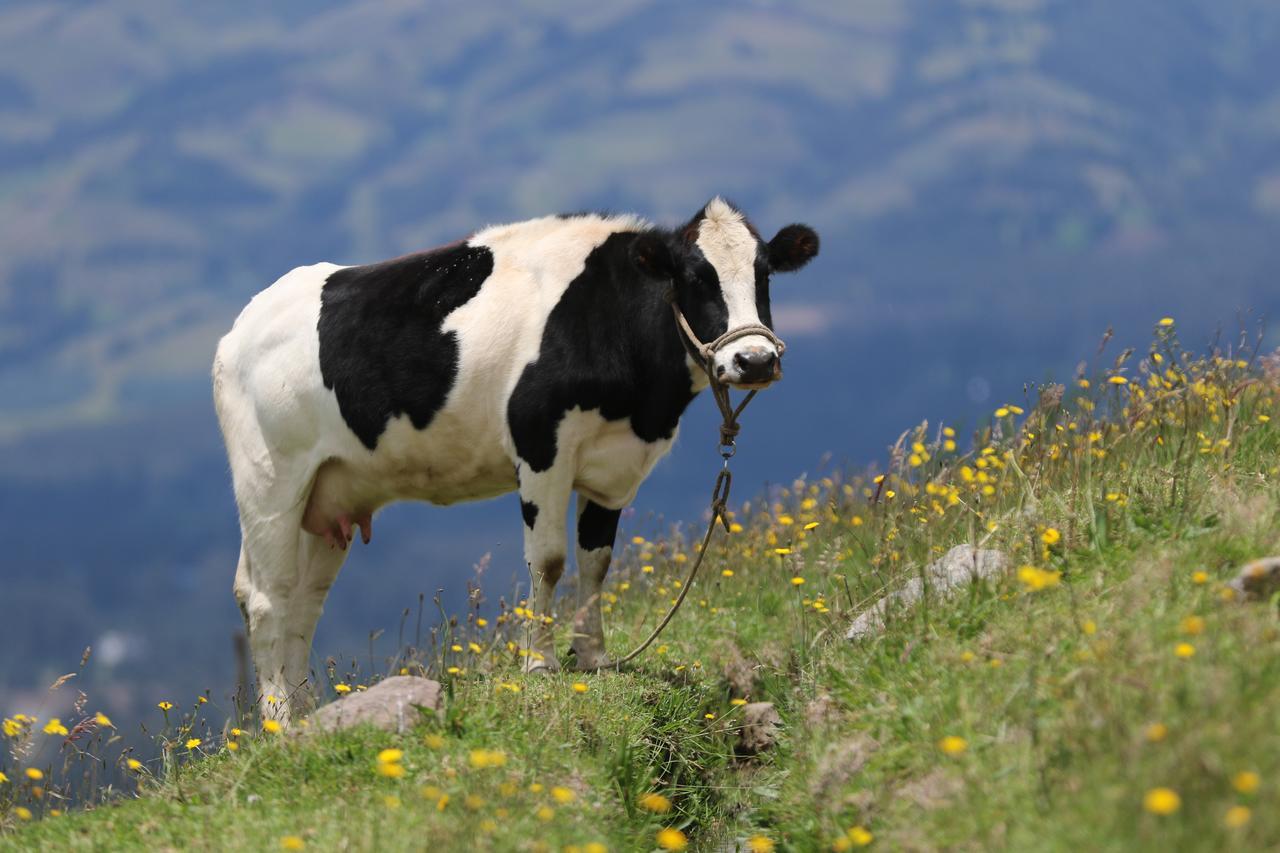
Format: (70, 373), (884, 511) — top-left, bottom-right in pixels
(633, 197), (819, 389)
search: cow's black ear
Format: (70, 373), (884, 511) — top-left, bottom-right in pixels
(631, 231), (676, 280)
(768, 224), (820, 273)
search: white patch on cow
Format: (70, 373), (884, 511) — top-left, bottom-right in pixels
(694, 197), (777, 385)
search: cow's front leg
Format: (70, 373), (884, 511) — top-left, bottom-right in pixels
(517, 464), (572, 673)
(571, 496), (620, 670)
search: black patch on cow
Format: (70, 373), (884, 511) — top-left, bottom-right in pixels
(507, 231), (709, 473)
(521, 499), (539, 530)
(577, 500), (621, 551)
(317, 244), (494, 450)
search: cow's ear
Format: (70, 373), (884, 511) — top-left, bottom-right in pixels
(768, 224), (820, 273)
(631, 231), (676, 280)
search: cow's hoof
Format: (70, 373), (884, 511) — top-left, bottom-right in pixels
(568, 643), (612, 672)
(523, 656), (560, 675)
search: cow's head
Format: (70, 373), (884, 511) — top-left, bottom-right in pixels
(633, 197), (819, 389)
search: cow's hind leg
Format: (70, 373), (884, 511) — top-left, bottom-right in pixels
(570, 496), (620, 671)
(517, 463), (573, 673)
(283, 531), (350, 706)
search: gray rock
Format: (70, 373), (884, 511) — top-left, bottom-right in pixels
(1228, 557), (1280, 601)
(737, 701), (782, 755)
(309, 675), (443, 734)
(846, 544), (1010, 641)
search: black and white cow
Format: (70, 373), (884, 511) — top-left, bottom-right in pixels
(213, 197), (818, 720)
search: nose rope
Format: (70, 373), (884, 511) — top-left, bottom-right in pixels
(589, 290), (787, 672)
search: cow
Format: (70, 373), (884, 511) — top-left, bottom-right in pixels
(213, 197), (819, 721)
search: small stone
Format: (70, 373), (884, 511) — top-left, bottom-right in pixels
(1228, 557), (1280, 601)
(737, 701), (782, 755)
(309, 675), (443, 734)
(846, 545), (1010, 641)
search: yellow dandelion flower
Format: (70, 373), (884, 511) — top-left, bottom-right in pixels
(1174, 642), (1196, 659)
(25, 768), (43, 781)
(227, 741), (239, 752)
(1224, 805), (1251, 828)
(847, 826), (874, 847)
(1082, 620), (1097, 635)
(747, 836), (774, 852)
(157, 701), (173, 711)
(377, 748), (403, 764)
(0, 771), (7, 784)
(1145, 723), (1168, 742)
(43, 718), (68, 736)
(280, 836), (306, 850)
(334, 683), (352, 694)
(262, 720), (282, 734)
(938, 736), (968, 756)
(774, 548), (792, 556)
(1180, 615), (1205, 635)
(436, 793), (449, 811)
(185, 738), (202, 750)
(584, 844), (607, 853)
(1158, 317), (1174, 326)
(551, 786), (576, 804)
(638, 792), (672, 813)
(1017, 565), (1061, 591)
(730, 698), (747, 706)
(1232, 771), (1260, 794)
(804, 521), (820, 530)
(1108, 376), (1128, 385)
(572, 682), (589, 694)
(791, 576), (805, 586)
(656, 828), (688, 851)
(536, 805), (555, 822)
(424, 733), (444, 749)
(383, 795), (401, 809)
(376, 762), (404, 779)
(1143, 787), (1181, 815)
(1041, 527), (1061, 546)
(721, 569), (735, 577)
(126, 758), (143, 771)
(1191, 570), (1209, 584)
(95, 712), (114, 728)
(14, 806), (32, 821)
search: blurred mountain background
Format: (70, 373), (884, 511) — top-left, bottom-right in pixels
(3, 0), (1280, 723)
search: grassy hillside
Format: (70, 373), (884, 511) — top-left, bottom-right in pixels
(4, 322), (1279, 851)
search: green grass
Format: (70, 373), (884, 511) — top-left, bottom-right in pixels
(4, 329), (1280, 851)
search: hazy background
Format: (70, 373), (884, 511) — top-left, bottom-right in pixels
(3, 0), (1279, 727)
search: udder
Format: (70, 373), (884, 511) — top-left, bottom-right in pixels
(302, 459), (373, 550)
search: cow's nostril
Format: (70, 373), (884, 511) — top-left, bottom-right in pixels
(734, 350), (777, 379)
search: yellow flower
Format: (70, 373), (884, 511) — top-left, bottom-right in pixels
(1082, 620), (1097, 636)
(1180, 615), (1205, 635)
(1224, 805), (1251, 828)
(572, 683), (589, 694)
(377, 762), (405, 778)
(995, 407), (1010, 418)
(584, 844), (607, 853)
(791, 576), (805, 586)
(1041, 527), (1061, 546)
(95, 712), (114, 728)
(1232, 771), (1260, 794)
(803, 521), (820, 531)
(157, 701), (173, 711)
(536, 805), (555, 822)
(1143, 787), (1181, 815)
(262, 720), (282, 734)
(1145, 723), (1168, 743)
(43, 718), (69, 736)
(747, 836), (774, 852)
(730, 698), (747, 706)
(638, 792), (672, 813)
(721, 569), (734, 577)
(774, 548), (792, 556)
(1191, 570), (1209, 584)
(185, 738), (202, 750)
(126, 758), (144, 771)
(334, 683), (352, 694)
(1017, 565), (1061, 591)
(424, 733), (444, 749)
(376, 748), (403, 764)
(1108, 376), (1128, 385)
(25, 768), (43, 781)
(14, 806), (32, 821)
(383, 795), (401, 809)
(227, 741), (239, 752)
(551, 786), (575, 804)
(656, 828), (688, 851)
(1174, 642), (1196, 659)
(938, 736), (968, 756)
(0, 771), (7, 784)
(1158, 317), (1174, 326)
(469, 748), (507, 769)
(280, 836), (306, 850)
(847, 826), (874, 847)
